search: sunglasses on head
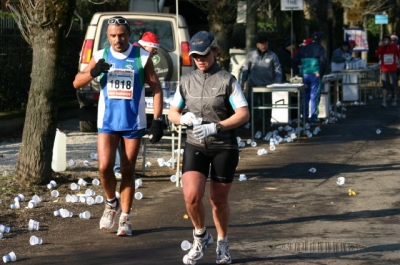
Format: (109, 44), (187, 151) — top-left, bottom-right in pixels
(192, 51), (210, 59)
(108, 18), (130, 26)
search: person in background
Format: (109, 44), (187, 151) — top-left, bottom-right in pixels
(331, 41), (352, 72)
(114, 31), (161, 179)
(277, 37), (295, 82)
(240, 32), (282, 124)
(348, 40), (357, 51)
(292, 31), (327, 124)
(375, 35), (400, 107)
(73, 16), (164, 236)
(168, 31), (249, 264)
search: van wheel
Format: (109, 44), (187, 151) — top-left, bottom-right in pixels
(152, 47), (173, 81)
(79, 120), (97, 132)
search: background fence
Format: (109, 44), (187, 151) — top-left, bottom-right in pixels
(0, 17), (85, 112)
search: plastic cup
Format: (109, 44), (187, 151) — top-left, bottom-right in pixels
(309, 167), (317, 173)
(70, 183), (80, 191)
(86, 197), (95, 205)
(0, 224), (10, 233)
(70, 195), (79, 203)
(51, 190), (59, 197)
(78, 178), (87, 186)
(68, 159), (77, 166)
(136, 178), (143, 187)
(92, 179), (100, 186)
(246, 139), (252, 145)
(10, 202), (20, 209)
(0, 233), (3, 239)
(269, 145), (276, 151)
(31, 195), (41, 203)
(134, 192), (143, 200)
(28, 200), (37, 209)
(85, 189), (95, 196)
(54, 209), (63, 216)
(79, 211), (91, 219)
(170, 175), (177, 182)
(157, 158), (166, 167)
(181, 240), (192, 251)
(79, 196), (87, 203)
(145, 161), (152, 168)
(90, 152), (98, 160)
(95, 195), (104, 204)
(257, 149), (267, 156)
(2, 251), (16, 263)
(336, 177), (345, 185)
(83, 160), (90, 166)
(376, 129), (381, 135)
(238, 174), (247, 181)
(250, 141), (257, 147)
(115, 191), (120, 199)
(61, 209), (73, 218)
(14, 194), (24, 202)
(29, 235), (43, 245)
(28, 219), (40, 231)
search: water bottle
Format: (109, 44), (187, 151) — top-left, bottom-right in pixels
(51, 129), (67, 172)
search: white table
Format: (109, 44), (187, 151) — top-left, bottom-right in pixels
(251, 83), (305, 141)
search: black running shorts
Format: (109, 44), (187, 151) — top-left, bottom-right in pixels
(182, 143), (239, 183)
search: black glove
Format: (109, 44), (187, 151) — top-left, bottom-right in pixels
(149, 119), (164, 144)
(90, 59), (110, 78)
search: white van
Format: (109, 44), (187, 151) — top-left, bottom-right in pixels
(75, 12), (194, 131)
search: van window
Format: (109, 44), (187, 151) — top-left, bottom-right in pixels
(98, 19), (175, 52)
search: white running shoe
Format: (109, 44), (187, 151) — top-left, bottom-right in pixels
(99, 199), (121, 230)
(216, 240), (232, 264)
(117, 216), (132, 236)
(187, 230), (214, 261)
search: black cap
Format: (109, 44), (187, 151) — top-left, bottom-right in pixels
(257, 32), (268, 43)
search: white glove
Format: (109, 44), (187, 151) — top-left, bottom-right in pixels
(179, 112), (197, 126)
(193, 123), (217, 140)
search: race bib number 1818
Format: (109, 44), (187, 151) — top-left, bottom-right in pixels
(107, 69), (135, 99)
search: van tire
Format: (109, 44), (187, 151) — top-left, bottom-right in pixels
(79, 120), (97, 132)
(152, 47), (173, 81)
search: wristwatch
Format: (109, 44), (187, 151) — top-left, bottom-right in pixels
(215, 122), (223, 133)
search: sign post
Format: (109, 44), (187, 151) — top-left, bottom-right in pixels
(281, 0), (304, 78)
(375, 14), (388, 40)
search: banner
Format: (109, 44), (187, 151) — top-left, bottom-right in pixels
(344, 28), (369, 52)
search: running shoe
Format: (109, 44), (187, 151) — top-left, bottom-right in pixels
(117, 216), (132, 236)
(99, 199), (121, 230)
(381, 101), (387, 108)
(216, 240), (232, 264)
(187, 230), (214, 261)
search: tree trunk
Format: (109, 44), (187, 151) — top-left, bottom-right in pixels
(245, 0), (257, 53)
(207, 0), (238, 70)
(12, 0), (77, 186)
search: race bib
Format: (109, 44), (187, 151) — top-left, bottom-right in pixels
(383, 54), (394, 65)
(106, 69), (135, 99)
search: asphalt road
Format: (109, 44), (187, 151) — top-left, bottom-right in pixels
(1, 97), (400, 265)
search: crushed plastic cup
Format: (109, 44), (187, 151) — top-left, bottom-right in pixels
(14, 194), (24, 202)
(144, 161), (152, 168)
(86, 197), (95, 205)
(79, 211), (91, 219)
(90, 152), (98, 160)
(28, 219), (39, 231)
(254, 130), (262, 139)
(78, 178), (87, 186)
(83, 160), (90, 166)
(68, 159), (77, 166)
(181, 240), (192, 251)
(238, 174), (247, 181)
(2, 251), (16, 263)
(28, 200), (37, 209)
(157, 158), (166, 167)
(308, 167), (317, 173)
(29, 235), (43, 245)
(257, 149), (267, 155)
(0, 224), (10, 233)
(95, 195), (104, 204)
(376, 129), (381, 135)
(336, 177), (345, 185)
(85, 189), (95, 196)
(92, 179), (100, 186)
(183, 254), (196, 265)
(31, 195), (41, 203)
(134, 192), (143, 200)
(70, 183), (80, 191)
(170, 175), (177, 182)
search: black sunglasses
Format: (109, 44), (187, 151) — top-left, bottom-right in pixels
(192, 52), (210, 59)
(108, 18), (130, 26)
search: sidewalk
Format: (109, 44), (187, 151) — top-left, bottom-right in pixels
(1, 98), (400, 264)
